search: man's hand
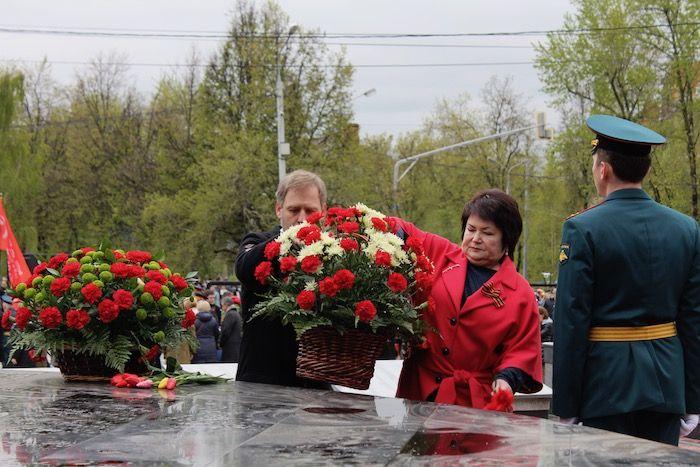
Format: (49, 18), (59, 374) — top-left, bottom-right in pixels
(559, 417), (579, 425)
(680, 414), (699, 437)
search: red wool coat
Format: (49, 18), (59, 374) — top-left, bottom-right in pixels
(396, 222), (543, 409)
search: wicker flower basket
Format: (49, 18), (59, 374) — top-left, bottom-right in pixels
(296, 326), (387, 390)
(53, 349), (148, 383)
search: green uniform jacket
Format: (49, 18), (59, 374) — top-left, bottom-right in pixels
(553, 189), (700, 419)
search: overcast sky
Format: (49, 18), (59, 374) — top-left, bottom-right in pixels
(1, 0), (573, 137)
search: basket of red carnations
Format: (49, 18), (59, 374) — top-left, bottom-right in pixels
(2, 243), (198, 382)
(251, 203), (433, 389)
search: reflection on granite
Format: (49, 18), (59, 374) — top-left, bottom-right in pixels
(0, 369), (698, 466)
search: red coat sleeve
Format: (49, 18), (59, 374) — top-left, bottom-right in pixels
(495, 290), (543, 393)
(397, 219), (460, 261)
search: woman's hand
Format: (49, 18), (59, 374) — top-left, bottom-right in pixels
(492, 378), (512, 395)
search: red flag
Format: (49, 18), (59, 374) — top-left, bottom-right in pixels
(0, 197), (31, 288)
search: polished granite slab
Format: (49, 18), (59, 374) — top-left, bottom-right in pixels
(0, 369), (698, 466)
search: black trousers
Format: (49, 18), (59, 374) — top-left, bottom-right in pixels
(582, 410), (681, 446)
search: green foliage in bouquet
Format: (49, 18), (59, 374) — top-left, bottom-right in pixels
(251, 203), (434, 341)
(1, 242), (199, 371)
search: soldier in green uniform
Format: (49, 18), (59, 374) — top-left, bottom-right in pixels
(553, 115), (700, 445)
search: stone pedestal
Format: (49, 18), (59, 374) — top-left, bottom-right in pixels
(1, 368), (699, 465)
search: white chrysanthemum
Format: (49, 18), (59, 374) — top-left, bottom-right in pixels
(326, 243), (344, 257)
(304, 279), (317, 291)
(354, 203), (386, 230)
(393, 248), (410, 265)
(354, 203), (384, 219)
(298, 241), (325, 260)
(278, 224), (305, 255)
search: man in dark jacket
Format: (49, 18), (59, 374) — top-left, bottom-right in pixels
(235, 170), (327, 387)
(219, 296), (242, 363)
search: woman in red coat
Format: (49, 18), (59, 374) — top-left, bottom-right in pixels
(396, 189), (543, 409)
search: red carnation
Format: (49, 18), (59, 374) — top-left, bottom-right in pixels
(1, 310), (11, 330)
(406, 236), (424, 254)
(371, 217), (387, 232)
(340, 238), (360, 252)
(66, 309), (90, 330)
(254, 261), (273, 285)
(39, 306), (63, 328)
(98, 299), (120, 323)
(375, 251), (392, 267)
(318, 277), (340, 297)
(415, 271), (434, 292)
(279, 256), (298, 273)
(146, 270), (168, 285)
(170, 274), (188, 292)
(127, 265), (146, 278)
(300, 255), (322, 274)
(48, 253), (69, 269)
(113, 289), (135, 310)
(33, 262), (47, 275)
(113, 250), (125, 260)
(61, 261), (81, 279)
(126, 250), (152, 264)
(333, 269), (355, 290)
(296, 290), (316, 310)
(264, 241), (282, 260)
(306, 211), (324, 225)
(297, 225), (322, 245)
(385, 216), (398, 233)
(387, 272), (408, 293)
(338, 221), (360, 234)
(144, 281), (163, 301)
(15, 307), (32, 330)
(81, 247), (95, 254)
(181, 309), (196, 328)
(158, 261), (168, 269)
(81, 283), (103, 304)
(110, 262), (130, 279)
(50, 277), (71, 297)
(416, 255), (433, 273)
(354, 300), (377, 323)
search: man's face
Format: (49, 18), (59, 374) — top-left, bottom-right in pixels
(275, 185), (325, 230)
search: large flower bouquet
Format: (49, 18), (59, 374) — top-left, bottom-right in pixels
(251, 203), (434, 388)
(2, 244), (199, 376)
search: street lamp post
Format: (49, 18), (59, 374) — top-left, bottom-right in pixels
(392, 124), (542, 213)
(276, 25), (298, 183)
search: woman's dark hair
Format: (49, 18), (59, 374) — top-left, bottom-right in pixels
(461, 189), (522, 260)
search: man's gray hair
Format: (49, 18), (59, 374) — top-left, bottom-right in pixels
(222, 296), (234, 308)
(275, 170), (327, 205)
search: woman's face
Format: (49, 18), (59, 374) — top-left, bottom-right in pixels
(461, 214), (506, 269)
